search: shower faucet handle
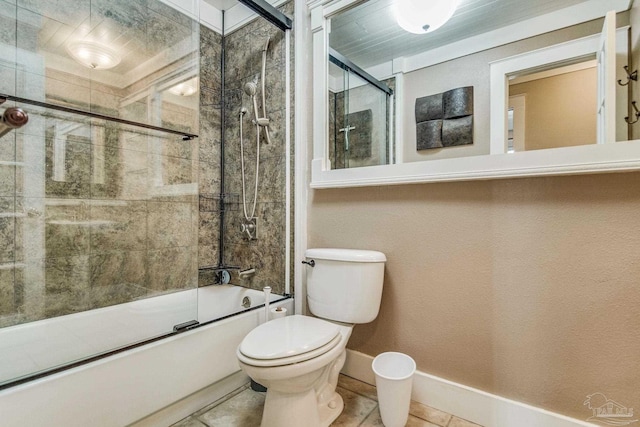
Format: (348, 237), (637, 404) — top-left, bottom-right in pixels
(241, 218), (257, 240)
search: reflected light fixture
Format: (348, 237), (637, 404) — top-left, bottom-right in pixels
(167, 77), (199, 97)
(395, 0), (460, 34)
(66, 41), (121, 70)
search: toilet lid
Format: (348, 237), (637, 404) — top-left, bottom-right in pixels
(239, 315), (341, 360)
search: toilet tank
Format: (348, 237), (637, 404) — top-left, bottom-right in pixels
(305, 248), (386, 324)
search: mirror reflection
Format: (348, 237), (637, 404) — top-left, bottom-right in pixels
(326, 0), (631, 168)
(328, 54), (394, 169)
(8, 0), (199, 134)
(508, 59), (598, 152)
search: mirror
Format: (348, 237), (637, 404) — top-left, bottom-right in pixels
(328, 56), (395, 169)
(311, 0), (638, 188)
(508, 59), (598, 152)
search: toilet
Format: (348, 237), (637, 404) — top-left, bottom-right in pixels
(236, 248), (386, 427)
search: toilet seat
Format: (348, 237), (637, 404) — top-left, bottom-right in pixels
(238, 315), (342, 367)
(238, 333), (342, 367)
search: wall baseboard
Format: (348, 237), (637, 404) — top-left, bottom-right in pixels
(342, 350), (596, 427)
(131, 371), (249, 427)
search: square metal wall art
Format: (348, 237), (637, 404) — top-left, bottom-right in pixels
(415, 86), (473, 150)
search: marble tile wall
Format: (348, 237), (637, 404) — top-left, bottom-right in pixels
(329, 90), (346, 169)
(197, 25), (223, 286)
(222, 1), (293, 296)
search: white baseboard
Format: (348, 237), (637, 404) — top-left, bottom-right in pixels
(342, 350), (596, 427)
(131, 371), (249, 427)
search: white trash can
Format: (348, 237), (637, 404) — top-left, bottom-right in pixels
(372, 352), (416, 427)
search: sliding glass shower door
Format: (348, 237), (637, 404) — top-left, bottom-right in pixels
(328, 52), (393, 170)
(0, 0), (200, 386)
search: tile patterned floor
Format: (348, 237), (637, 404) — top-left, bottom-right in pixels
(171, 375), (484, 427)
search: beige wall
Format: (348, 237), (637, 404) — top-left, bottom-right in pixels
(402, 13), (629, 162)
(308, 172), (640, 420)
(510, 67), (597, 150)
(632, 0), (640, 141)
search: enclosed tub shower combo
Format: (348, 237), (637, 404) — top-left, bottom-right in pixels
(0, 0), (293, 424)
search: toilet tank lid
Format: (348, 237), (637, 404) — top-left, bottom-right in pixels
(305, 248), (386, 263)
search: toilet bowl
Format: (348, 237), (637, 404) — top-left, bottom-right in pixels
(237, 248), (386, 427)
(237, 315), (353, 427)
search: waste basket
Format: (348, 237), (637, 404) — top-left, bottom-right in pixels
(372, 352), (416, 427)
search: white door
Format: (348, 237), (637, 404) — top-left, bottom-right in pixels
(508, 94), (526, 152)
(597, 10), (616, 144)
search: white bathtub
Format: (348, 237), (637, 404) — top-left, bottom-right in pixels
(0, 285), (294, 427)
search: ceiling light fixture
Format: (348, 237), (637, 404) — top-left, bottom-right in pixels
(395, 0), (460, 34)
(66, 41), (121, 70)
(167, 77), (199, 97)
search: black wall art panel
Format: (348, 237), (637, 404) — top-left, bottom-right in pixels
(415, 86), (473, 150)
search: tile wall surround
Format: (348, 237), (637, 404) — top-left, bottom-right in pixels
(220, 0), (294, 296)
(197, 25), (223, 288)
(0, 0), (294, 331)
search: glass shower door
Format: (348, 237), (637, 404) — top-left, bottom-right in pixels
(328, 50), (393, 170)
(0, 0), (200, 387)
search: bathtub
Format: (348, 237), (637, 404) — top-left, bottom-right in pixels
(0, 285), (294, 427)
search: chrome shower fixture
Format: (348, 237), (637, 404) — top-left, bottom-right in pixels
(238, 36), (273, 241)
(244, 82), (257, 96)
(244, 82), (258, 96)
(243, 77), (271, 143)
(0, 106), (29, 138)
(260, 37), (271, 145)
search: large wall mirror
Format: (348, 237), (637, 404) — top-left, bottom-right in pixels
(310, 0), (640, 188)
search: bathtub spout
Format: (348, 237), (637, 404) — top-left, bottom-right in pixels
(239, 268), (256, 278)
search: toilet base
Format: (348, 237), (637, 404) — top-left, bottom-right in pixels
(251, 379), (267, 392)
(260, 388), (344, 427)
(318, 390), (345, 426)
(245, 349), (348, 427)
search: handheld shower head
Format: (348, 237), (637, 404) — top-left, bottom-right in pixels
(243, 82), (257, 96)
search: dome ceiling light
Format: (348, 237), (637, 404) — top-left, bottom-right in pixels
(167, 77), (199, 97)
(66, 41), (121, 70)
(395, 0), (461, 34)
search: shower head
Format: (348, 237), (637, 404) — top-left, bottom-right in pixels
(243, 82), (257, 96)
